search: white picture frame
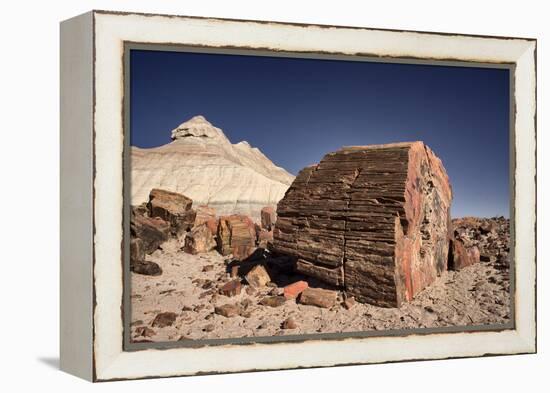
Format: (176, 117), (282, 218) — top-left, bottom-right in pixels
(60, 10), (536, 382)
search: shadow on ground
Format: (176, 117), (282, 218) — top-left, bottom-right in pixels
(37, 357), (59, 370)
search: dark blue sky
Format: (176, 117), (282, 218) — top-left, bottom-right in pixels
(130, 49), (510, 218)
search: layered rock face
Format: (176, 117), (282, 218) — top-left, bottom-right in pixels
(131, 115), (294, 221)
(272, 142), (453, 307)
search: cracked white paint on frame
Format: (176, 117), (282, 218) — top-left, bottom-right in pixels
(92, 11), (536, 381)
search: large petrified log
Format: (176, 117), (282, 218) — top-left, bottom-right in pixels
(272, 142), (453, 307)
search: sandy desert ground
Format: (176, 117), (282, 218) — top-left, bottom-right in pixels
(130, 218), (510, 343)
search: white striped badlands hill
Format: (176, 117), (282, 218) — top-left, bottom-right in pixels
(131, 115), (295, 220)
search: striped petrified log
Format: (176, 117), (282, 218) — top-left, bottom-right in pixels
(272, 142), (452, 307)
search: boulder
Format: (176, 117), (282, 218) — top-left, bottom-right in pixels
(468, 246), (481, 265)
(220, 279), (242, 297)
(299, 287), (338, 308)
(194, 205), (218, 235)
(130, 238), (145, 264)
(452, 217), (509, 268)
(131, 213), (170, 254)
(217, 215), (257, 260)
(183, 224), (216, 254)
(283, 281), (309, 299)
(273, 142), (453, 307)
(261, 206), (277, 230)
(148, 188), (196, 235)
(245, 265), (271, 288)
(449, 239), (478, 270)
(257, 229), (274, 249)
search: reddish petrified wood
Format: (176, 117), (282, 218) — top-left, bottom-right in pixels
(194, 205), (218, 235)
(184, 224), (216, 254)
(272, 142), (453, 307)
(261, 206), (277, 230)
(147, 188), (196, 235)
(448, 239), (479, 270)
(219, 279), (242, 297)
(131, 214), (170, 255)
(217, 215), (257, 260)
(283, 280), (309, 299)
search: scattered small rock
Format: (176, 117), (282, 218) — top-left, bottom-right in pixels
(214, 304), (241, 318)
(282, 317), (298, 329)
(202, 280), (215, 289)
(134, 326), (156, 337)
(269, 287), (284, 296)
(342, 297), (356, 310)
(283, 281), (309, 299)
(203, 324), (215, 332)
(240, 298), (253, 309)
(245, 265), (271, 288)
(202, 265), (214, 272)
(132, 339), (153, 343)
(259, 295), (286, 308)
(199, 289), (215, 299)
(299, 287), (338, 309)
(151, 312), (177, 328)
(131, 260), (163, 276)
(220, 279), (242, 297)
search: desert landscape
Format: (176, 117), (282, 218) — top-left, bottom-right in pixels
(129, 116), (511, 343)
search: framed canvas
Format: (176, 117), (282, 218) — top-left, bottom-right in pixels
(60, 10), (537, 382)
